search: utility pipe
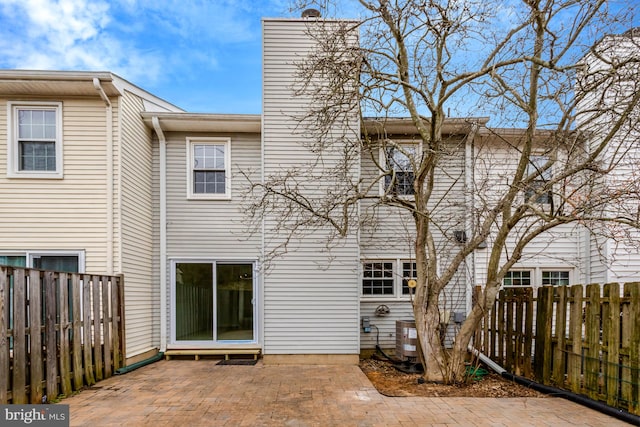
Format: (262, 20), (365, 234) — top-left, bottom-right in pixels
(93, 78), (114, 274)
(469, 346), (639, 425)
(152, 116), (167, 352)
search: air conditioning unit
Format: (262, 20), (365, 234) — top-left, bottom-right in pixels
(396, 320), (418, 362)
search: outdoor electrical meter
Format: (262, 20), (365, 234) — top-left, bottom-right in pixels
(361, 316), (371, 333)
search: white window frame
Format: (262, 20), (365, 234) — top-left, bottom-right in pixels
(524, 155), (552, 204)
(361, 259), (421, 300)
(186, 137), (231, 200)
(379, 142), (417, 197)
(169, 258), (259, 347)
(0, 250), (85, 272)
(7, 101), (63, 179)
(502, 267), (573, 288)
(502, 270), (533, 287)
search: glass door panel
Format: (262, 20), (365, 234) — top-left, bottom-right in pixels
(216, 264), (253, 341)
(175, 263), (213, 341)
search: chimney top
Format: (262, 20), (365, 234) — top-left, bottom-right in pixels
(301, 8), (321, 18)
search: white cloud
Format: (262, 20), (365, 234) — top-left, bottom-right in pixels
(0, 0), (165, 82)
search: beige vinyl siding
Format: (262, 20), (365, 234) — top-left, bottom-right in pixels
(119, 91), (156, 357)
(263, 19), (360, 354)
(0, 97), (110, 273)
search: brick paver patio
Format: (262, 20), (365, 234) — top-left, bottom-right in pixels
(63, 359), (629, 426)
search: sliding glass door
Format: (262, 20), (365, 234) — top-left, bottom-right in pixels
(173, 261), (255, 344)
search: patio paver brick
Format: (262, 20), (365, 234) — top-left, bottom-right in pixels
(62, 360), (630, 426)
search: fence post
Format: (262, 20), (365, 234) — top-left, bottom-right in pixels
(0, 267), (9, 404)
(568, 284), (583, 393)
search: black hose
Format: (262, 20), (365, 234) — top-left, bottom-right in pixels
(501, 371), (640, 426)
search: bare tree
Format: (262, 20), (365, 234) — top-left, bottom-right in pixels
(247, 0), (640, 382)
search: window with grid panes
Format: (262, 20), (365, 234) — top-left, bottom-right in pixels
(401, 262), (417, 295)
(362, 262), (394, 295)
(503, 270), (531, 287)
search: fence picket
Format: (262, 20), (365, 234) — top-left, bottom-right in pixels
(0, 267), (124, 404)
(0, 268), (8, 403)
(603, 283), (620, 408)
(12, 269), (27, 404)
(28, 270), (43, 404)
(102, 276), (112, 377)
(474, 282), (639, 416)
(552, 285), (567, 387)
(71, 274), (83, 390)
(59, 272), (72, 397)
(568, 285), (583, 394)
(627, 283), (640, 414)
(585, 284), (601, 400)
(92, 276), (103, 381)
(82, 275), (95, 386)
(44, 271), (58, 402)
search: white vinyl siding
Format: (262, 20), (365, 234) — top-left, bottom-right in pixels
(263, 19), (360, 355)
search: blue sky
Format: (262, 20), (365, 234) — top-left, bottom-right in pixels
(0, 1), (637, 117)
(0, 0), (299, 113)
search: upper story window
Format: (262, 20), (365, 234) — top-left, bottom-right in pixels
(7, 102), (63, 178)
(384, 145), (416, 196)
(524, 155), (552, 204)
(187, 137), (231, 199)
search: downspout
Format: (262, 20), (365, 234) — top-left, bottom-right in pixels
(152, 116), (168, 352)
(464, 122), (479, 314)
(93, 78), (114, 274)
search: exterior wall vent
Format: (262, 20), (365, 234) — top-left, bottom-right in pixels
(301, 8), (321, 18)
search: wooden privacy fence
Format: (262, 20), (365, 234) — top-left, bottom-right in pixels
(0, 266), (125, 404)
(473, 283), (640, 415)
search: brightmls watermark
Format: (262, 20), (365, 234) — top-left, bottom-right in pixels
(1, 405), (69, 426)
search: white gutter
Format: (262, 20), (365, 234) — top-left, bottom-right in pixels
(93, 78), (114, 274)
(152, 116), (168, 352)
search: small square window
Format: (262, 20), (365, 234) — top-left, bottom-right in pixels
(187, 138), (231, 199)
(7, 102), (63, 178)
